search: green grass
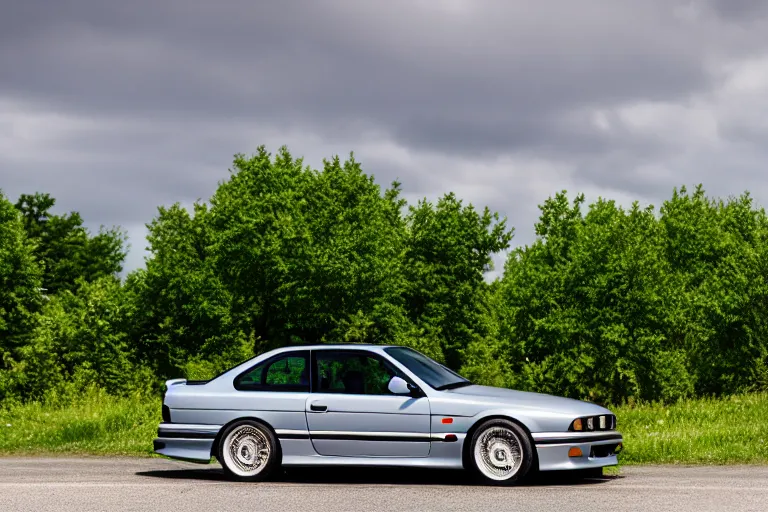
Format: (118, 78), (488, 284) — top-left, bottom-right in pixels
(0, 388), (159, 456)
(2, 389), (767, 464)
(614, 392), (768, 465)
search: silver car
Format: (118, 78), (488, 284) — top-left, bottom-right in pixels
(154, 344), (623, 484)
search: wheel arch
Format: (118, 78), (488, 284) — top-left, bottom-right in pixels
(210, 416), (282, 459)
(461, 414), (539, 472)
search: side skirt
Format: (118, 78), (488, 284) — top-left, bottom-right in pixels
(280, 454), (465, 469)
(277, 430), (467, 469)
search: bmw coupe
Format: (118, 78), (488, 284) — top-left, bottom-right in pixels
(154, 344), (623, 484)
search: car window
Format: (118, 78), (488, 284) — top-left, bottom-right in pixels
(234, 351), (310, 392)
(314, 350), (402, 395)
(383, 346), (470, 390)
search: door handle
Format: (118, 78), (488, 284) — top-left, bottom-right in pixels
(310, 403), (327, 412)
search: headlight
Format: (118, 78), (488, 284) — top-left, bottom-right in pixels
(569, 414), (616, 431)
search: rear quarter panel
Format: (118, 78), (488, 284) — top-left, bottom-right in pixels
(164, 380), (308, 432)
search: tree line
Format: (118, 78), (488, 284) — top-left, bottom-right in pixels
(2, 146), (767, 405)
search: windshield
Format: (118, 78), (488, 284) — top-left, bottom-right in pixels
(384, 347), (471, 390)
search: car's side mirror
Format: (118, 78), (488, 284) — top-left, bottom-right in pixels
(388, 376), (414, 395)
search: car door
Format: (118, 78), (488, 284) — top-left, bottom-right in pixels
(305, 349), (431, 457)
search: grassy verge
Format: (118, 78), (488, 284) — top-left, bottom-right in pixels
(0, 388), (158, 456)
(615, 392), (768, 464)
(2, 389), (767, 464)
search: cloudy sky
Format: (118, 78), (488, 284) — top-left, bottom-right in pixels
(3, 0), (768, 275)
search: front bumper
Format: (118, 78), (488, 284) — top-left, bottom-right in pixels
(532, 431), (623, 471)
(153, 423), (221, 463)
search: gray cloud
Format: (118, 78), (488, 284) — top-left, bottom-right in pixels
(0, 2), (724, 144)
(2, 0), (768, 274)
(705, 0), (768, 21)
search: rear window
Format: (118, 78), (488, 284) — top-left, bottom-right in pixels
(234, 351), (310, 392)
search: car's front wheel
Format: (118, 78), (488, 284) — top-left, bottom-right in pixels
(469, 418), (533, 485)
(217, 420), (279, 482)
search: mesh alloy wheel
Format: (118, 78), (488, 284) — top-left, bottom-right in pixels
(217, 420), (279, 481)
(469, 419), (533, 484)
(474, 426), (522, 480)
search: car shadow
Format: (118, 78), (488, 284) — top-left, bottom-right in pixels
(136, 465), (621, 487)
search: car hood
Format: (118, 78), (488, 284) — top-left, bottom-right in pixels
(441, 385), (611, 416)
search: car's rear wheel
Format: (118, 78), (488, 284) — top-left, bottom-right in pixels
(469, 419), (533, 485)
(217, 420), (279, 482)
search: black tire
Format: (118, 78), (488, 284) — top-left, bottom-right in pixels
(217, 420), (280, 482)
(468, 418), (533, 485)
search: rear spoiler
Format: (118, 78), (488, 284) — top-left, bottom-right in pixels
(164, 378), (210, 391)
(164, 378), (187, 390)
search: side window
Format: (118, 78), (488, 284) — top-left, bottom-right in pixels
(234, 351), (310, 392)
(314, 351), (403, 395)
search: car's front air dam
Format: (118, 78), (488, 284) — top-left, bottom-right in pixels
(532, 431), (623, 472)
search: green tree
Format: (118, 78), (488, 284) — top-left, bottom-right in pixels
(207, 147), (411, 352)
(6, 277), (153, 401)
(499, 192), (691, 404)
(459, 280), (513, 388)
(660, 186), (768, 395)
(131, 146), (417, 377)
(403, 193), (513, 368)
(0, 191), (43, 400)
(15, 193), (127, 294)
(128, 202), (249, 379)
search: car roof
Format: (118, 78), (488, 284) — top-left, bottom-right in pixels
(272, 343), (397, 350)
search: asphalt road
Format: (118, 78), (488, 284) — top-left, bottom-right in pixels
(1, 458), (767, 512)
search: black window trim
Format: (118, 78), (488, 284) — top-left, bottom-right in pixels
(309, 348), (422, 396)
(233, 349), (311, 392)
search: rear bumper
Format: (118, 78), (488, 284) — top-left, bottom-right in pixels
(533, 431), (623, 471)
(153, 423), (221, 463)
